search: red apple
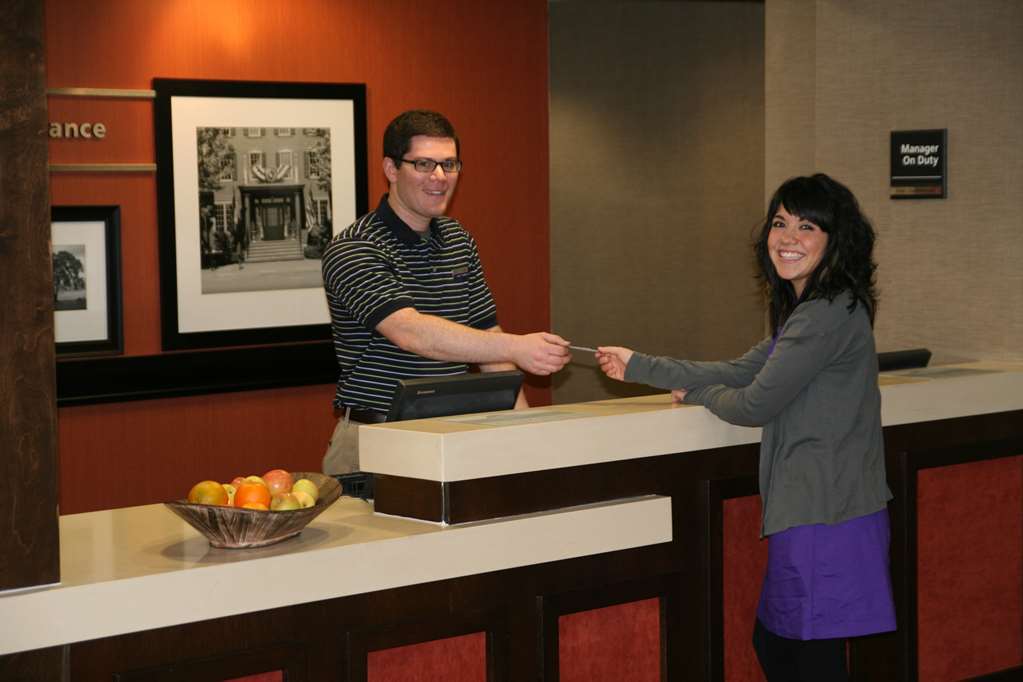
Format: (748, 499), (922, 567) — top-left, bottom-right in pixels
(262, 469), (294, 496)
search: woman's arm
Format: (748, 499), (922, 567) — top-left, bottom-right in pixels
(622, 337), (773, 391)
(682, 299), (854, 426)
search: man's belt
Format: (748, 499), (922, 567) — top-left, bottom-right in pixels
(344, 407), (388, 424)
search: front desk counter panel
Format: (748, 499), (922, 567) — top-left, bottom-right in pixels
(0, 495), (672, 657)
(362, 362), (1023, 525)
(360, 361), (1023, 484)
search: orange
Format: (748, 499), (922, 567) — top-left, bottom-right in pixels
(233, 481), (271, 508)
(187, 480), (228, 506)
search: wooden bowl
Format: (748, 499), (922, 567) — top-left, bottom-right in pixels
(164, 472), (342, 549)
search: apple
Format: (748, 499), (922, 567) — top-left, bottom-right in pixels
(262, 469), (294, 496)
(222, 483), (237, 505)
(270, 492), (301, 511)
(244, 475), (268, 488)
(230, 476), (247, 489)
(188, 480), (228, 506)
(291, 478), (319, 502)
(292, 490), (315, 508)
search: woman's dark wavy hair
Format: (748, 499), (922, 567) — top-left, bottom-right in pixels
(753, 173), (879, 336)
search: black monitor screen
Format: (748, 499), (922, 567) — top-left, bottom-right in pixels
(877, 348), (932, 372)
(385, 370), (524, 422)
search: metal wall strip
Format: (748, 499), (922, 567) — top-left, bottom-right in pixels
(49, 163), (156, 173)
(47, 87), (156, 99)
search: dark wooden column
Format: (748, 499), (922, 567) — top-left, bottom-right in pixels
(0, 2), (63, 676)
(0, 0), (59, 590)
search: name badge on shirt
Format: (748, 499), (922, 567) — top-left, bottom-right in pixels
(451, 266), (469, 280)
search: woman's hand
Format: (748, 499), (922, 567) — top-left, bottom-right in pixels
(595, 346), (634, 381)
(671, 389), (688, 403)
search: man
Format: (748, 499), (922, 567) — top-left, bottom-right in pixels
(321, 110), (570, 475)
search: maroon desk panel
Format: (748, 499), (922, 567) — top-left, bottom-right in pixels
(367, 632), (486, 682)
(559, 598), (661, 682)
(723, 495), (768, 682)
(917, 454), (1023, 681)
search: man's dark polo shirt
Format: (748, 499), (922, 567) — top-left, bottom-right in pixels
(321, 195), (498, 412)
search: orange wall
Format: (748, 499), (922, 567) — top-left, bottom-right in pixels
(47, 0), (551, 513)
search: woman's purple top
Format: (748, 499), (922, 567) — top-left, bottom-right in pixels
(756, 508), (897, 640)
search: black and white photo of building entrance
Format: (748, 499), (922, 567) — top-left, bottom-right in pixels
(198, 126), (333, 295)
(246, 185), (305, 262)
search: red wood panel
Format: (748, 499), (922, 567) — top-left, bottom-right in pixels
(367, 632), (485, 682)
(45, 0), (552, 513)
(58, 385), (336, 514)
(917, 454), (1023, 681)
(558, 598), (660, 682)
(227, 673), (281, 682)
(723, 495), (768, 682)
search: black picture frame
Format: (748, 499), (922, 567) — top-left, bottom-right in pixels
(153, 78), (368, 350)
(51, 205), (123, 357)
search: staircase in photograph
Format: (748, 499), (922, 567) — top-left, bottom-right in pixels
(246, 236), (303, 263)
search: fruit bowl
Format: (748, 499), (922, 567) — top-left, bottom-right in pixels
(164, 472), (341, 549)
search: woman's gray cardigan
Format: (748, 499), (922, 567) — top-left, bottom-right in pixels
(625, 291), (892, 536)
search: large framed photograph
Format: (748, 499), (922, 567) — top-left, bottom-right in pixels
(153, 78), (368, 350)
(51, 206), (123, 356)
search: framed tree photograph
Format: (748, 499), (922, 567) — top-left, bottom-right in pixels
(51, 206), (123, 356)
(153, 78), (368, 350)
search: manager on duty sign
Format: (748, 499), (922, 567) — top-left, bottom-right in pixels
(890, 129), (947, 199)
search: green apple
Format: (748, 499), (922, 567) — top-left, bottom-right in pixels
(292, 490), (315, 508)
(292, 478), (319, 502)
(270, 492), (301, 511)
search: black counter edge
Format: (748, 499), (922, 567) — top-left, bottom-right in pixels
(56, 342), (337, 407)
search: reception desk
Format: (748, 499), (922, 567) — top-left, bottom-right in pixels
(2, 363), (1020, 681)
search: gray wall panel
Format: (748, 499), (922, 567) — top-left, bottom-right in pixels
(550, 1), (766, 404)
(767, 0), (1023, 364)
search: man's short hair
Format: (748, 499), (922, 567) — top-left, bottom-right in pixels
(383, 110), (459, 163)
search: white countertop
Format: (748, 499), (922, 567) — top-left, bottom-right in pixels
(0, 494), (671, 655)
(359, 362), (1023, 482)
(3, 362), (1018, 656)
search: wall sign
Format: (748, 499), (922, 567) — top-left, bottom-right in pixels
(49, 121), (107, 139)
(890, 129), (947, 199)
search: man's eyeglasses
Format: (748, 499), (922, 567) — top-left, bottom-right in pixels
(399, 158), (463, 174)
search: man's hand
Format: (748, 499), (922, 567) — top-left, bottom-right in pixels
(596, 346), (634, 381)
(510, 332), (571, 376)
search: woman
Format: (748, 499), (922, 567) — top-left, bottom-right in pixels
(597, 174), (895, 682)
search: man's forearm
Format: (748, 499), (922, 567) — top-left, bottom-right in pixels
(377, 308), (569, 377)
(377, 308), (518, 365)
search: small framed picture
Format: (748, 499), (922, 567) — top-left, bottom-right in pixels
(51, 206), (123, 356)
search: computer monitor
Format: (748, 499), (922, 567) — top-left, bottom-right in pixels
(385, 370), (524, 422)
(877, 348), (932, 372)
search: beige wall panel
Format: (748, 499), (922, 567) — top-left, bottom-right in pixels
(768, 0), (1023, 364)
(550, 1), (766, 404)
(764, 0), (816, 197)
